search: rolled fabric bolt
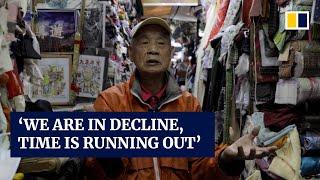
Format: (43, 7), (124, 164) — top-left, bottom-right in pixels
(294, 52), (320, 78)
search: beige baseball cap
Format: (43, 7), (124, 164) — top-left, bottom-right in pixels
(131, 17), (171, 38)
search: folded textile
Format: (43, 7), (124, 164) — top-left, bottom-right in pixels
(274, 78), (320, 105)
(253, 27), (278, 83)
(255, 83), (277, 103)
(273, 30), (287, 52)
(275, 79), (298, 105)
(263, 105), (300, 131)
(255, 157), (282, 179)
(301, 136), (320, 151)
(252, 112), (296, 146)
(245, 170), (262, 180)
(301, 157), (320, 177)
(294, 52), (320, 77)
(260, 66), (279, 75)
(259, 30), (279, 67)
(268, 127), (302, 180)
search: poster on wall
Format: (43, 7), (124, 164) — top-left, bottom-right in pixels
(35, 10), (77, 52)
(142, 0), (198, 6)
(30, 54), (72, 105)
(76, 55), (106, 98)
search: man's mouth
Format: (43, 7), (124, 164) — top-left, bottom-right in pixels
(146, 59), (161, 66)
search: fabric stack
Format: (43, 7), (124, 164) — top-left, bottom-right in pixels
(195, 0), (320, 179)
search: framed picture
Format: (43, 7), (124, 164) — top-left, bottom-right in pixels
(35, 9), (77, 52)
(30, 54), (72, 105)
(76, 55), (106, 98)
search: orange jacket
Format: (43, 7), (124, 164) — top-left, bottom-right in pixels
(91, 72), (242, 180)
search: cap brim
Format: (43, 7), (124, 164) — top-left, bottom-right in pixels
(131, 17), (171, 38)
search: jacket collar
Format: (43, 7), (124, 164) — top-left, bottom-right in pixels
(129, 70), (182, 110)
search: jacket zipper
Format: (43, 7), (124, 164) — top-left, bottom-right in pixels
(131, 90), (182, 180)
(130, 90), (153, 109)
(153, 157), (161, 180)
(157, 95), (182, 110)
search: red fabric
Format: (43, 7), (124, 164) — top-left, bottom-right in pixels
(12, 59), (24, 91)
(207, 0), (230, 47)
(140, 83), (167, 109)
(5, 71), (23, 99)
(242, 0), (254, 27)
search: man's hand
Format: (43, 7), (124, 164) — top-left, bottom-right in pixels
(221, 127), (278, 162)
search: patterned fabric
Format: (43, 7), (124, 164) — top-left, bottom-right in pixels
(295, 0), (313, 5)
(255, 83), (277, 102)
(242, 0), (254, 27)
(312, 0), (320, 24)
(221, 0), (242, 31)
(254, 26), (278, 83)
(278, 49), (295, 79)
(294, 52), (320, 77)
(207, 0), (230, 46)
(268, 0), (279, 38)
(275, 79), (298, 105)
(297, 78), (320, 104)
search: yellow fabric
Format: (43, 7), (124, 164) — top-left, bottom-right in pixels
(13, 173), (24, 180)
(268, 127), (302, 180)
(246, 170), (262, 180)
(270, 135), (288, 149)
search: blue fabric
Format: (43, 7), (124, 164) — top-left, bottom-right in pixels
(302, 136), (320, 151)
(252, 112), (296, 146)
(301, 157), (320, 176)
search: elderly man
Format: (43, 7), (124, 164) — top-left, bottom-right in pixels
(88, 17), (277, 180)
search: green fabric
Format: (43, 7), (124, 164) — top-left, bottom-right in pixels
(223, 45), (237, 144)
(273, 30), (287, 51)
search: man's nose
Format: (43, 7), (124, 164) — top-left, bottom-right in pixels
(147, 42), (159, 55)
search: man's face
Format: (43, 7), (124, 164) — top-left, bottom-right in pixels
(129, 25), (173, 75)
